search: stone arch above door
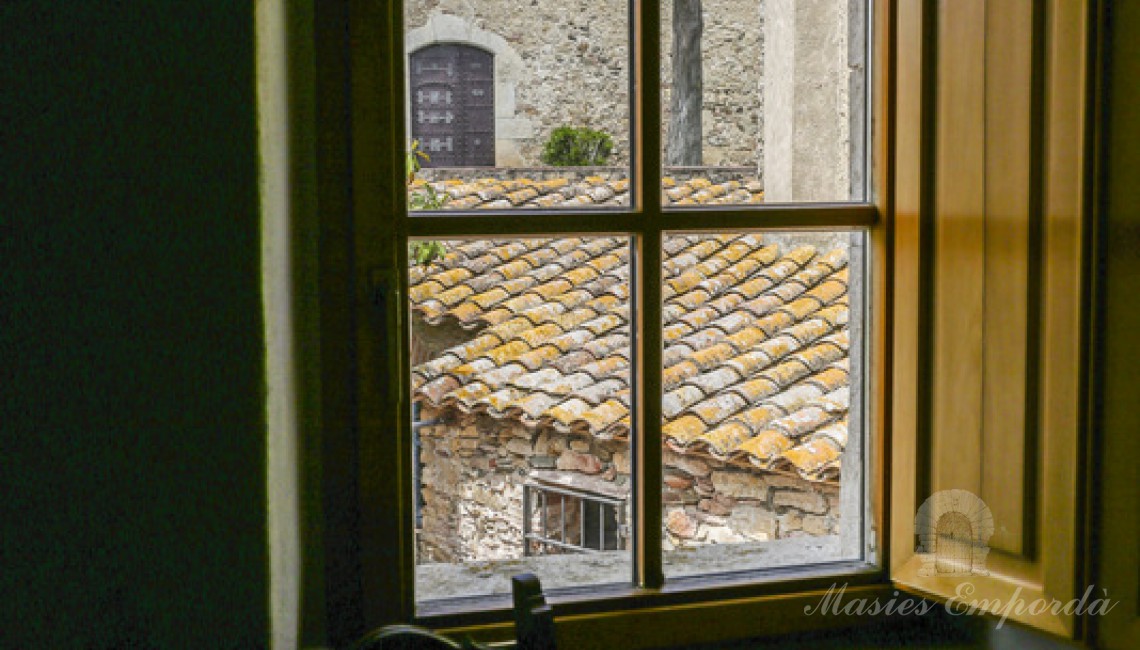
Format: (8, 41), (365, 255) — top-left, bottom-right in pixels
(406, 13), (534, 167)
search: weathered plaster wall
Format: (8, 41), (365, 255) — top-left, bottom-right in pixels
(406, 0), (765, 167)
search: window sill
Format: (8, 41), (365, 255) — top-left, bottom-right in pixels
(417, 554), (880, 634)
(420, 559), (886, 647)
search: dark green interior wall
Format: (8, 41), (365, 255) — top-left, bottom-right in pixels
(1, 2), (267, 647)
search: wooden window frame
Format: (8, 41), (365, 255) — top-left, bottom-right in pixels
(312, 0), (900, 646)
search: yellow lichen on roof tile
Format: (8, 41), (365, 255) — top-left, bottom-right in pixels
(587, 294), (621, 313)
(517, 345), (561, 369)
(515, 322), (564, 348)
(787, 319), (833, 345)
(780, 296), (823, 320)
(408, 281), (443, 304)
(729, 399), (784, 431)
(779, 439), (840, 474)
(450, 382), (492, 404)
(497, 259), (536, 281)
(812, 303), (848, 327)
(813, 421), (848, 447)
(736, 429), (793, 461)
(806, 279), (847, 305)
(580, 400), (627, 432)
(691, 394), (746, 426)
(792, 341), (845, 371)
(727, 326), (768, 351)
(690, 343), (736, 371)
(697, 424), (753, 457)
(587, 253), (624, 274)
(587, 355), (629, 378)
(664, 360), (699, 388)
(583, 313), (625, 336)
(547, 398), (592, 426)
(563, 266), (600, 286)
(530, 279), (574, 300)
(663, 415), (708, 445)
(434, 267), (472, 288)
(724, 350), (772, 377)
(663, 322), (694, 342)
(732, 377), (780, 402)
(755, 311), (795, 336)
(696, 422), (751, 453)
(416, 302), (446, 322)
(468, 288), (510, 311)
(807, 366), (848, 392)
(538, 178), (569, 191)
(760, 359), (811, 388)
(485, 339), (532, 366)
(771, 406), (835, 438)
(435, 284), (476, 308)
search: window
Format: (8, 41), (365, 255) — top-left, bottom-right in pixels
(523, 480), (627, 554)
(300, 0), (1102, 644)
(397, 0), (877, 615)
(337, 0), (889, 641)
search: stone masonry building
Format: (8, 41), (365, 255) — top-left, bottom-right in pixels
(406, 0), (864, 200)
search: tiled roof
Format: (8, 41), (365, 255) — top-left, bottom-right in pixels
(409, 234), (850, 483)
(410, 176), (765, 209)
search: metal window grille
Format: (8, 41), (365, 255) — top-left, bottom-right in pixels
(523, 481), (627, 555)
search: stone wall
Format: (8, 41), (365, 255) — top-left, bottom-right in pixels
(661, 448), (840, 551)
(416, 405), (840, 563)
(405, 0), (765, 167)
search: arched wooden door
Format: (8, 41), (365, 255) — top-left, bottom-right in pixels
(409, 44), (495, 167)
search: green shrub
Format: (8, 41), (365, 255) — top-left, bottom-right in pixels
(541, 126), (614, 166)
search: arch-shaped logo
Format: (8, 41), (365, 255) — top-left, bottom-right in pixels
(914, 489), (994, 577)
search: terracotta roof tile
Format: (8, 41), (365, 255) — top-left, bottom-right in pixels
(410, 233), (856, 483)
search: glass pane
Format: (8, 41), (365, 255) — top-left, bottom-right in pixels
(404, 2), (630, 212)
(661, 0), (869, 205)
(409, 237), (633, 604)
(660, 232), (868, 579)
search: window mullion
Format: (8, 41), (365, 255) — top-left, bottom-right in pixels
(633, 0), (664, 591)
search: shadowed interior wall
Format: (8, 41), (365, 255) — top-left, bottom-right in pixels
(1, 2), (267, 647)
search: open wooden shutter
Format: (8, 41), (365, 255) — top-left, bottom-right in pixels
(890, 0), (1092, 638)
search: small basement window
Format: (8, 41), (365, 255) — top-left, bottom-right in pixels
(523, 478), (627, 555)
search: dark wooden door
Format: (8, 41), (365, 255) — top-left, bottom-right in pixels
(410, 44), (495, 167)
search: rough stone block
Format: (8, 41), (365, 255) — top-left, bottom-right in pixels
(802, 514), (832, 536)
(698, 493), (736, 516)
(556, 450), (603, 474)
(666, 509), (698, 539)
(779, 510), (803, 531)
(533, 431), (552, 455)
(772, 489), (829, 515)
(611, 451), (630, 474)
(733, 504), (780, 539)
(663, 449), (712, 477)
(711, 471), (768, 500)
(506, 437), (534, 456)
(704, 525), (746, 545)
(529, 455), (557, 469)
(694, 476), (715, 496)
